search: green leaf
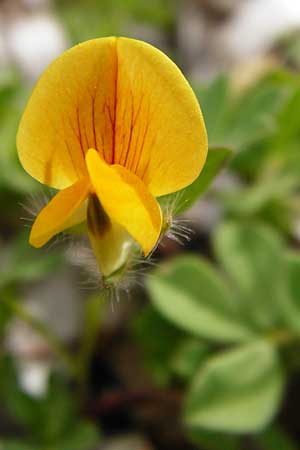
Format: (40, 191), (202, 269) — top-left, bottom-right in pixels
(147, 255), (253, 343)
(160, 147), (232, 215)
(184, 341), (284, 433)
(214, 222), (300, 332)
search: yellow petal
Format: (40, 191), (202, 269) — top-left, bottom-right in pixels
(113, 37), (208, 196)
(86, 148), (162, 256)
(17, 37), (118, 189)
(30, 178), (89, 247)
(17, 36), (207, 195)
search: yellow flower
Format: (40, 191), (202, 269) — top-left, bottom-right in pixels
(17, 37), (207, 276)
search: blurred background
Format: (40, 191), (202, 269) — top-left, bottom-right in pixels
(0, 0), (300, 449)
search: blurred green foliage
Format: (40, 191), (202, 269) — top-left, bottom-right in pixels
(0, 70), (35, 194)
(196, 72), (300, 235)
(147, 221), (300, 443)
(0, 358), (100, 450)
(54, 0), (175, 44)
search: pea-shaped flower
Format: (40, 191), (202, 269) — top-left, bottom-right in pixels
(17, 37), (207, 276)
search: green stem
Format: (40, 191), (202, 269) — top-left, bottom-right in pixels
(2, 295), (77, 377)
(77, 292), (106, 392)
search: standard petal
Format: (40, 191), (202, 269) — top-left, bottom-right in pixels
(86, 149), (162, 256)
(18, 36), (207, 194)
(17, 37), (118, 189)
(30, 178), (89, 247)
(113, 37), (208, 196)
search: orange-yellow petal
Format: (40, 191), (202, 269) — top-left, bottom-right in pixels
(17, 37), (117, 189)
(17, 37), (207, 195)
(86, 148), (162, 256)
(30, 177), (89, 247)
(113, 37), (208, 196)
